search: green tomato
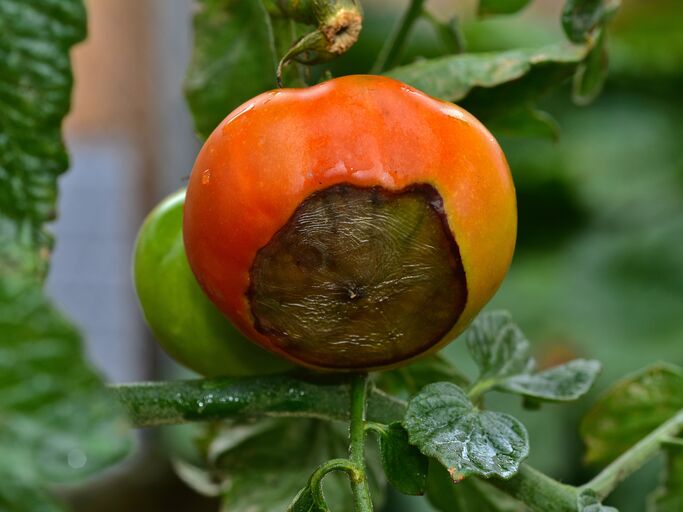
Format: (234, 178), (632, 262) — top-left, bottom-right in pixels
(133, 189), (292, 377)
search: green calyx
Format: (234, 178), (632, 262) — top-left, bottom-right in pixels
(264, 0), (363, 86)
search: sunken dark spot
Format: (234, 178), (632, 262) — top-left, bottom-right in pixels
(248, 183), (468, 369)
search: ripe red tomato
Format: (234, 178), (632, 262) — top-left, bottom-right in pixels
(183, 75), (516, 371)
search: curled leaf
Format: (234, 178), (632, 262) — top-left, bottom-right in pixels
(499, 359), (602, 402)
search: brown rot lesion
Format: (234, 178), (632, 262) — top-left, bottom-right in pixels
(248, 183), (468, 369)
(344, 283), (365, 301)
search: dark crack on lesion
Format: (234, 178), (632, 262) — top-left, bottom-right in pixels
(248, 183), (468, 369)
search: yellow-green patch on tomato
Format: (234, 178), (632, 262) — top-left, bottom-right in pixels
(133, 189), (292, 377)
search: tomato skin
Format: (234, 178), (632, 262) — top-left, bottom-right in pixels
(184, 75), (517, 371)
(133, 189), (292, 377)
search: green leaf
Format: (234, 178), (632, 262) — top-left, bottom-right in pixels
(0, 282), (132, 509)
(374, 422), (428, 496)
(577, 489), (619, 511)
(466, 311), (532, 381)
(479, 0), (533, 16)
(580, 363), (683, 465)
(562, 0), (620, 43)
(572, 30), (608, 105)
(404, 382), (529, 479)
(0, 0), (86, 281)
(425, 460), (524, 512)
(375, 354), (469, 397)
(650, 438), (683, 512)
(386, 43), (591, 138)
(499, 359), (602, 402)
(0, 3), (132, 509)
(180, 418), (386, 512)
(465, 311), (600, 403)
(186, 0), (281, 139)
(288, 485), (328, 512)
(386, 40), (619, 139)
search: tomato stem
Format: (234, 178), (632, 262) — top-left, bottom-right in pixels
(349, 373), (374, 511)
(467, 378), (497, 402)
(580, 409), (683, 500)
(490, 464), (579, 511)
(111, 373), (405, 427)
(112, 376), (683, 510)
(271, 0), (363, 87)
(308, 458), (362, 507)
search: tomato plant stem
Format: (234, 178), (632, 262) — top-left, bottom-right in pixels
(491, 464), (579, 511)
(581, 409), (683, 501)
(371, 0), (425, 73)
(111, 373), (405, 427)
(349, 373), (374, 511)
(309, 458), (362, 506)
(467, 378), (497, 402)
(112, 376), (683, 509)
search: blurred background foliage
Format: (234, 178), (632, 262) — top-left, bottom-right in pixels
(4, 0), (678, 510)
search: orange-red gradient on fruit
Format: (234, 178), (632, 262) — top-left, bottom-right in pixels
(183, 75), (516, 371)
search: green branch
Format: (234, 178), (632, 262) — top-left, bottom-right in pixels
(491, 464), (579, 511)
(110, 373), (404, 427)
(371, 0), (425, 73)
(581, 409), (683, 500)
(467, 378), (497, 402)
(112, 375), (683, 510)
(349, 373), (373, 511)
(309, 458), (361, 506)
